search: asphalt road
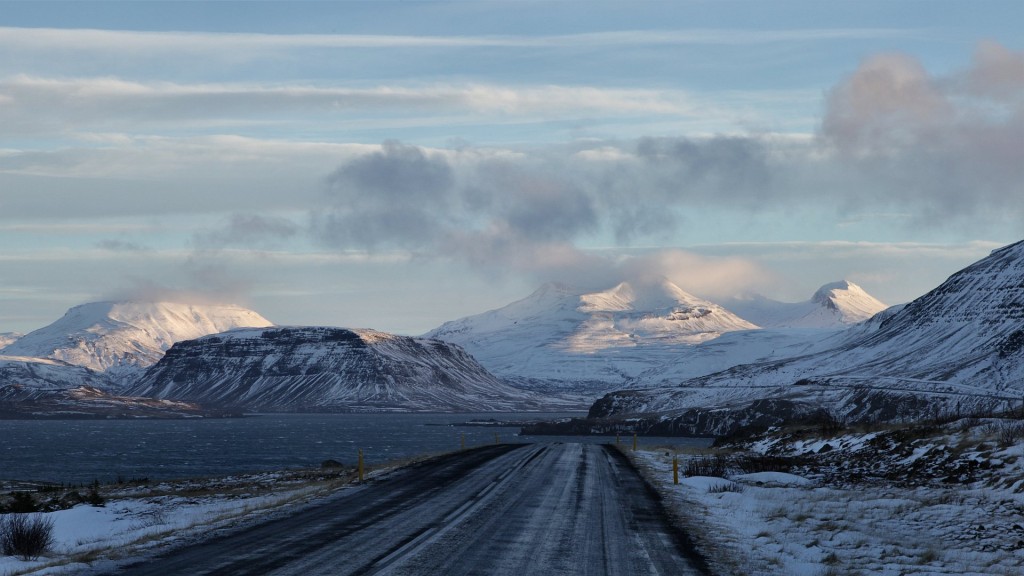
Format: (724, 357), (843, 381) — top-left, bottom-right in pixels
(111, 443), (709, 575)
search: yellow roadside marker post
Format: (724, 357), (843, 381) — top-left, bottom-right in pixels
(358, 449), (364, 482)
(673, 455), (679, 485)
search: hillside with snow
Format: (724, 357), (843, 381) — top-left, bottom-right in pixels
(588, 240), (1024, 435)
(129, 326), (567, 412)
(0, 355), (111, 392)
(2, 301), (274, 386)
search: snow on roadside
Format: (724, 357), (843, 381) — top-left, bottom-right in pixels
(0, 469), (360, 576)
(630, 420), (1024, 575)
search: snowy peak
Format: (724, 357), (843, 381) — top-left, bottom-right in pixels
(725, 280), (887, 329)
(811, 280), (887, 322)
(578, 279), (708, 313)
(569, 278), (757, 350)
(425, 278), (759, 386)
(2, 301), (274, 384)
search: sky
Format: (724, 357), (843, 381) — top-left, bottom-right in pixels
(0, 0), (1022, 335)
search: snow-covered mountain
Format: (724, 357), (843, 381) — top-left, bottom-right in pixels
(724, 280), (888, 329)
(589, 240), (1024, 435)
(2, 301), (274, 386)
(425, 279), (759, 391)
(0, 332), (22, 349)
(128, 326), (564, 412)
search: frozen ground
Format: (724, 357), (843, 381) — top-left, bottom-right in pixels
(630, 418), (1024, 575)
(0, 466), (363, 575)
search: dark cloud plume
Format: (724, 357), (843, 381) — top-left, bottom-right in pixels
(635, 136), (775, 206)
(316, 141), (455, 249)
(96, 239), (149, 252)
(193, 213), (300, 249)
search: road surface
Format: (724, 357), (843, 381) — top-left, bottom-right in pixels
(112, 443), (709, 575)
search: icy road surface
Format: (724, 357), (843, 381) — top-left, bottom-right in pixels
(112, 443), (707, 575)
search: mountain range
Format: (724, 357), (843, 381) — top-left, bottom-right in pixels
(0, 303), (572, 415)
(424, 278), (887, 392)
(585, 240), (1024, 435)
(3, 240), (1023, 430)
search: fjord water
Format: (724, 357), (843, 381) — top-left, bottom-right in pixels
(1, 413), (710, 484)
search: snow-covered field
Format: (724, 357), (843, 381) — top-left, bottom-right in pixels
(0, 465), (374, 575)
(630, 419), (1024, 575)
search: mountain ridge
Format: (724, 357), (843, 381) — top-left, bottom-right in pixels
(425, 278), (887, 392)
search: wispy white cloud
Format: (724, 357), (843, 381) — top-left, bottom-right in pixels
(0, 26), (919, 54)
(0, 75), (711, 135)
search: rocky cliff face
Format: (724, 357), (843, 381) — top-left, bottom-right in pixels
(128, 326), (552, 412)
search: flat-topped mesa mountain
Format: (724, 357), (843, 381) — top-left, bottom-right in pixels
(584, 240), (1024, 437)
(1, 301), (274, 387)
(425, 278), (758, 392)
(723, 280), (888, 329)
(128, 326), (557, 412)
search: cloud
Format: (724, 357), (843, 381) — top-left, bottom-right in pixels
(192, 213), (300, 250)
(0, 26), (916, 55)
(616, 249), (772, 299)
(962, 40), (1024, 100)
(315, 141), (455, 249)
(309, 140), (777, 293)
(819, 42), (1024, 221)
(103, 278), (239, 306)
(0, 76), (700, 137)
(309, 41), (1024, 286)
(96, 239), (149, 252)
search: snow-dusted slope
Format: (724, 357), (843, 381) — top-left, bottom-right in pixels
(724, 281), (888, 329)
(0, 333), (22, 350)
(0, 355), (112, 392)
(425, 279), (758, 390)
(2, 302), (273, 386)
(592, 240), (1024, 434)
(129, 326), (560, 412)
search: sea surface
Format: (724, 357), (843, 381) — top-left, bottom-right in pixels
(0, 413), (711, 484)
